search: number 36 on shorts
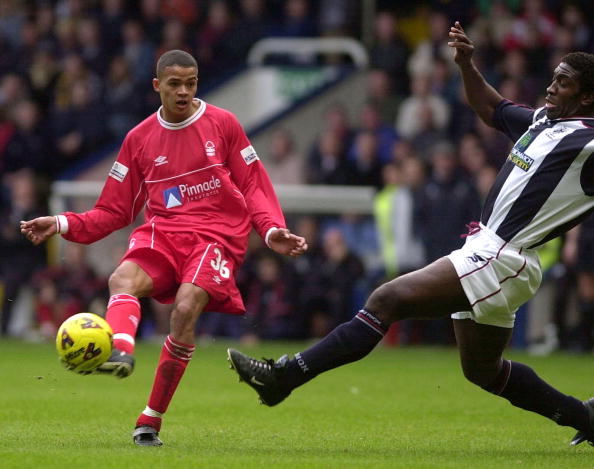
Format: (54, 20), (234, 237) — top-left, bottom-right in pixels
(210, 247), (230, 279)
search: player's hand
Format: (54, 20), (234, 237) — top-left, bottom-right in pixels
(20, 216), (58, 245)
(448, 21), (474, 67)
(268, 228), (308, 258)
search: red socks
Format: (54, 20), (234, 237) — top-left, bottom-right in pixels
(105, 294), (141, 354)
(136, 335), (195, 431)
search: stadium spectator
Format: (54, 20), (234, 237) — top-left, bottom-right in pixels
(369, 11), (410, 96)
(264, 128), (306, 185)
(20, 50), (307, 447)
(120, 19), (156, 85)
(194, 0), (235, 86)
(321, 102), (354, 146)
(103, 55), (145, 139)
(0, 0), (26, 49)
(0, 73), (29, 111)
(414, 140), (481, 344)
(291, 215), (327, 337)
(468, 0), (515, 53)
(395, 72), (450, 146)
(53, 18), (79, 59)
(498, 49), (540, 106)
(457, 132), (492, 184)
(157, 19), (192, 62)
(33, 243), (106, 340)
(317, 0), (360, 38)
(0, 169), (47, 335)
(33, 3), (57, 51)
(559, 3), (590, 51)
(350, 101), (398, 166)
(2, 99), (52, 174)
(316, 227), (365, 331)
(77, 17), (108, 76)
(229, 0), (271, 64)
(96, 0), (127, 54)
(562, 215), (594, 353)
(241, 252), (303, 344)
(51, 79), (108, 174)
(408, 10), (455, 77)
(52, 53), (101, 111)
(0, 34), (17, 77)
(416, 140), (481, 264)
(474, 117), (513, 169)
(26, 49), (60, 113)
(271, 0), (317, 38)
(160, 0), (200, 26)
(347, 130), (382, 187)
(138, 0), (165, 45)
(14, 19), (41, 76)
(306, 128), (350, 185)
(366, 68), (401, 126)
(374, 161), (425, 280)
(227, 25), (594, 450)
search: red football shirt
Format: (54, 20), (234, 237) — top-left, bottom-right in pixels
(61, 100), (286, 260)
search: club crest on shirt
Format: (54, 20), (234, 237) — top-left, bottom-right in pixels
(240, 145), (259, 165)
(205, 141), (216, 157)
(544, 125), (568, 139)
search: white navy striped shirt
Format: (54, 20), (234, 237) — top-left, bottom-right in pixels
(482, 100), (594, 248)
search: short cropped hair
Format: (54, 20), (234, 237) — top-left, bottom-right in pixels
(156, 50), (198, 78)
(561, 52), (594, 94)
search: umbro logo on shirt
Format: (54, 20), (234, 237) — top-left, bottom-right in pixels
(154, 155), (168, 166)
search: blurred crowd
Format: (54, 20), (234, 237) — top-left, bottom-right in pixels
(1, 0), (594, 352)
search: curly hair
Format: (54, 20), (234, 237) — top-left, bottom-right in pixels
(561, 52), (594, 95)
(156, 50), (198, 78)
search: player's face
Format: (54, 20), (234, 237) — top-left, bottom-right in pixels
(545, 62), (585, 119)
(153, 65), (198, 122)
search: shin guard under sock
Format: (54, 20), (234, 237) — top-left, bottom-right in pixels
(487, 360), (590, 432)
(136, 335), (195, 430)
(106, 294), (141, 354)
(283, 309), (388, 391)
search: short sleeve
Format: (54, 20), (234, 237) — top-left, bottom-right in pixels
(581, 153), (594, 196)
(492, 100), (537, 142)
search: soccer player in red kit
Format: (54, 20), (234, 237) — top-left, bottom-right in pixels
(20, 50), (308, 446)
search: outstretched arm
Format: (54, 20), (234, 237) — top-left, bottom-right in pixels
(20, 216), (58, 245)
(448, 21), (504, 127)
(267, 228), (308, 258)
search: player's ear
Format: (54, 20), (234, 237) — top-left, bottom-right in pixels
(152, 78), (160, 93)
(581, 91), (594, 109)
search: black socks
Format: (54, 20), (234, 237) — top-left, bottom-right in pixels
(282, 309), (388, 392)
(488, 360), (590, 432)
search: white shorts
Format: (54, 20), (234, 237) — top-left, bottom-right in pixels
(448, 226), (542, 328)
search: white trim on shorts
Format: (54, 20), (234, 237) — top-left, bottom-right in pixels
(448, 224), (542, 328)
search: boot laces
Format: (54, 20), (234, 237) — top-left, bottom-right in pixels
(249, 358), (274, 373)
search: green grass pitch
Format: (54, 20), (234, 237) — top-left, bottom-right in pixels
(2, 339), (594, 468)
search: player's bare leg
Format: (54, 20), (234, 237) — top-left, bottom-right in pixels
(453, 319), (593, 445)
(96, 261), (153, 378)
(134, 283), (209, 446)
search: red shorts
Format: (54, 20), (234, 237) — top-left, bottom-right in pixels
(120, 224), (245, 314)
